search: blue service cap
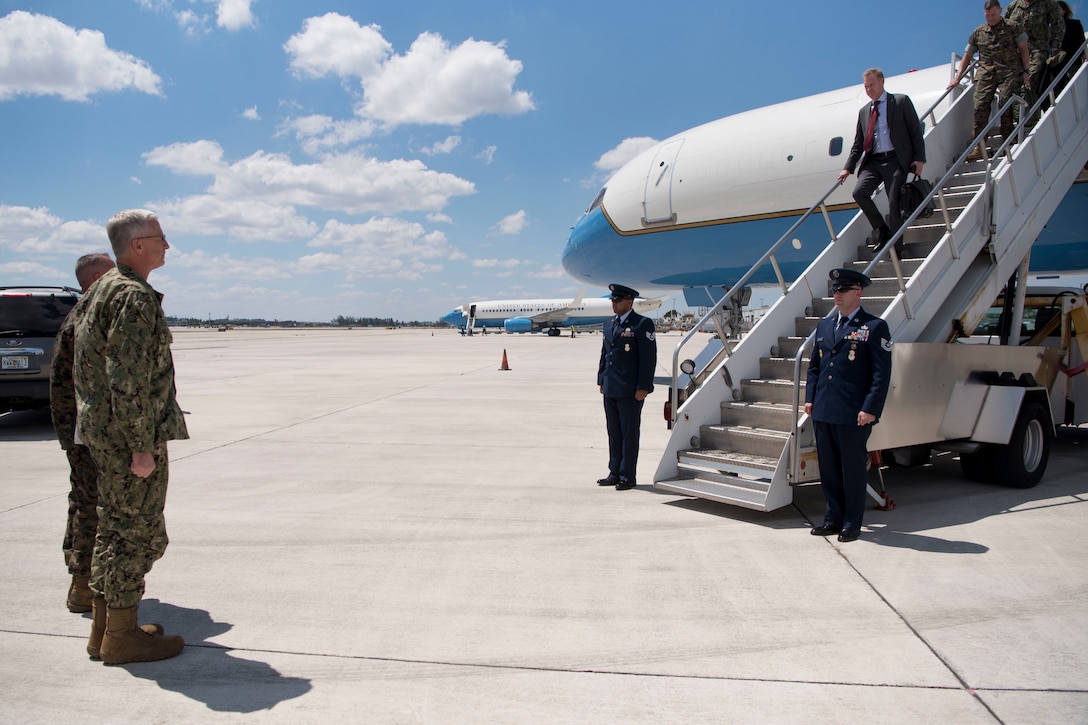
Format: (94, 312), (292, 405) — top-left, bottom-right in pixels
(608, 283), (639, 299)
(828, 268), (871, 291)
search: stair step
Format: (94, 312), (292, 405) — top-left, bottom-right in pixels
(759, 356), (809, 380)
(739, 378), (804, 405)
(679, 448), (779, 474)
(847, 258), (923, 278)
(699, 424), (789, 457)
(720, 400), (798, 429)
(655, 475), (773, 512)
(772, 336), (807, 358)
(810, 295), (896, 316)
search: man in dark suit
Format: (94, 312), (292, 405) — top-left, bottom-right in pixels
(837, 68), (927, 250)
(804, 269), (892, 542)
(597, 283), (657, 490)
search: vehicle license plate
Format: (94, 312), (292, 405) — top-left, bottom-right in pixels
(2, 356), (29, 370)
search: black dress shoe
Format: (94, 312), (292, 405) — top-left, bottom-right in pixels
(615, 479), (636, 490)
(810, 524), (842, 536)
(837, 529), (861, 542)
(597, 475), (620, 486)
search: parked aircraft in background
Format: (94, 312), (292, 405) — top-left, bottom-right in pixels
(441, 289), (665, 335)
(561, 62), (1088, 303)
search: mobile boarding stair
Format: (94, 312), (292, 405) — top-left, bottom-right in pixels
(654, 52), (1088, 511)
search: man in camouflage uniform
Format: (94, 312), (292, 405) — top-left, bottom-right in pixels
(50, 252), (115, 614)
(1005, 0), (1065, 103)
(949, 0), (1032, 159)
(73, 209), (188, 665)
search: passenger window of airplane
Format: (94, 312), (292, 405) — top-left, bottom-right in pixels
(829, 137), (843, 156)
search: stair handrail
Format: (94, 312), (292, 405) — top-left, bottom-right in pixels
(785, 66), (980, 483)
(669, 56), (977, 426)
(789, 51), (1088, 481)
(667, 178), (845, 424)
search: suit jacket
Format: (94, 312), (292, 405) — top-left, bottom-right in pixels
(843, 93), (926, 176)
(598, 311), (657, 397)
(805, 307), (892, 425)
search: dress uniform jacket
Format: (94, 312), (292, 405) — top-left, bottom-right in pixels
(805, 307), (892, 424)
(598, 311), (656, 397)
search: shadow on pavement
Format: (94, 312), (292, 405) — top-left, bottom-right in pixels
(116, 599), (312, 713)
(650, 426), (1088, 554)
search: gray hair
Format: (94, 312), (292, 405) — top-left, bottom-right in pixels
(105, 209), (158, 257)
(863, 68), (885, 81)
(74, 253), (113, 288)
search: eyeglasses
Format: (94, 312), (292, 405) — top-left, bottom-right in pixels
(610, 296), (633, 301)
(132, 235), (168, 244)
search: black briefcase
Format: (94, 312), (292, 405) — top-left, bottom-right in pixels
(900, 174), (935, 219)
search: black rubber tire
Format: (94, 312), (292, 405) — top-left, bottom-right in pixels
(991, 401), (1051, 488)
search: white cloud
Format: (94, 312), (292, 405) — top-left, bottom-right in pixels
(143, 140), (228, 176)
(135, 0), (255, 35)
(217, 0), (255, 31)
(0, 205), (106, 255)
(297, 219), (462, 282)
(143, 140), (475, 216)
(494, 210), (528, 235)
(426, 212), (453, 224)
(594, 137), (660, 172)
(0, 260), (68, 283)
(472, 259), (521, 269)
(478, 145), (497, 165)
(0, 11), (163, 101)
(525, 264), (569, 279)
(283, 15), (534, 142)
(360, 33), (534, 126)
(284, 13), (391, 80)
(169, 249), (292, 281)
(242, 106), (260, 121)
(420, 135), (461, 155)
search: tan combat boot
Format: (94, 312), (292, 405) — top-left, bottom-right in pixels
(67, 574), (93, 613)
(87, 598), (167, 661)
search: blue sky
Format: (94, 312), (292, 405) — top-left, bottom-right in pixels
(0, 0), (990, 322)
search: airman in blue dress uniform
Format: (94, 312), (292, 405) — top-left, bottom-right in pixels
(804, 269), (892, 541)
(597, 284), (657, 490)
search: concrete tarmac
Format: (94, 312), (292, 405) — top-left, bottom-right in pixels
(1, 327), (1086, 724)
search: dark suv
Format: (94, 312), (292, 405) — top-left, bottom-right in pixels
(1, 286), (80, 413)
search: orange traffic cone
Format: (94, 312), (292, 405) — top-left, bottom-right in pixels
(499, 349), (510, 371)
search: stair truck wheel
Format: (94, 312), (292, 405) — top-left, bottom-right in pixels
(991, 400), (1051, 489)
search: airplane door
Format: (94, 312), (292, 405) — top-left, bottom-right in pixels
(643, 139), (683, 225)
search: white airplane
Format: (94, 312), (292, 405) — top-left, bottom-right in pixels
(561, 62), (1088, 299)
(441, 288), (665, 335)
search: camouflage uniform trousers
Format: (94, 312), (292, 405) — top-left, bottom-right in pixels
(87, 442), (170, 608)
(62, 445), (99, 576)
(1023, 49), (1051, 125)
(974, 69), (1024, 140)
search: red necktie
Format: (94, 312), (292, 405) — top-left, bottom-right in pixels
(863, 102), (879, 153)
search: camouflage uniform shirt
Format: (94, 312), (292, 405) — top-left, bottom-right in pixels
(73, 264), (188, 452)
(968, 19), (1030, 77)
(1004, 0), (1065, 53)
(50, 311), (78, 450)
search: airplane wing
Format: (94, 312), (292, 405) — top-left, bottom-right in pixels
(635, 294), (669, 313)
(528, 288), (586, 324)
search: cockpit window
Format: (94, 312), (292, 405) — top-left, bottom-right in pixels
(587, 186), (606, 214)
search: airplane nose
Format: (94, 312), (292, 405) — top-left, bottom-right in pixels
(561, 207), (610, 285)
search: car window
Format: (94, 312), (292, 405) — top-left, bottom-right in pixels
(0, 294), (78, 336)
